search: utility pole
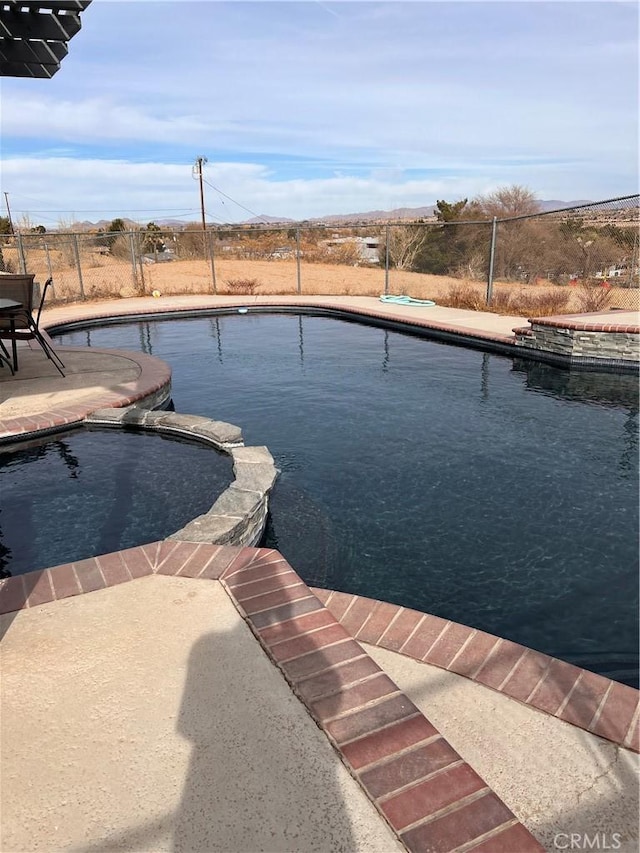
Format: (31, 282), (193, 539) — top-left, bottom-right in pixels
(4, 192), (15, 233)
(194, 156), (207, 234)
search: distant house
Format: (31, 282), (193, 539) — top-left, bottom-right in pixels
(594, 264), (632, 279)
(269, 246), (294, 259)
(141, 249), (175, 264)
(322, 236), (380, 263)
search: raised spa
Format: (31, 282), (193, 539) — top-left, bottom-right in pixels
(1, 428), (233, 577)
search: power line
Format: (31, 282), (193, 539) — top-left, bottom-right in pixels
(202, 177), (271, 224)
(202, 209), (230, 225)
(191, 158), (268, 225)
(11, 208), (200, 214)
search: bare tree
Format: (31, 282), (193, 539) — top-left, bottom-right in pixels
(470, 186), (542, 281)
(387, 225), (427, 270)
(473, 185), (541, 219)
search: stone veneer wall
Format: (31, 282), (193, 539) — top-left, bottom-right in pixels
(515, 321), (639, 365)
(84, 407), (278, 548)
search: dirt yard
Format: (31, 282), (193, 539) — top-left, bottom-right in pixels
(5, 247), (640, 315)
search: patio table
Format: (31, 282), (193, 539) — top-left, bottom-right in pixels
(0, 297), (22, 373)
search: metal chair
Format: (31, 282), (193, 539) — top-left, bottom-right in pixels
(0, 274), (65, 376)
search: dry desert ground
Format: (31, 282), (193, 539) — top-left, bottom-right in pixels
(7, 250), (640, 315)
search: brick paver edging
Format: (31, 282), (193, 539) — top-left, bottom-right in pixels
(311, 588), (640, 754)
(0, 542), (545, 853)
(532, 315), (639, 334)
(2, 544), (638, 758)
(0, 347), (171, 443)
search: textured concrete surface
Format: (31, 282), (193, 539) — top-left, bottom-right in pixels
(0, 348), (141, 418)
(1, 576), (402, 853)
(364, 643), (640, 853)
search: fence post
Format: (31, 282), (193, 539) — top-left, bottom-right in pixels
(43, 242), (56, 300)
(137, 244), (146, 294)
(129, 231), (138, 290)
(384, 224), (390, 294)
(296, 227), (301, 294)
(16, 233), (27, 273)
(208, 231), (217, 294)
(73, 234), (85, 299)
(485, 217), (497, 306)
(44, 242), (53, 278)
(630, 231), (639, 289)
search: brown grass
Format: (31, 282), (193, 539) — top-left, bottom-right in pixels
(222, 278), (261, 295)
(437, 283), (486, 311)
(4, 246), (639, 314)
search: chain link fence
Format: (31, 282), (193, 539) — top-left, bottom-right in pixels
(1, 195), (637, 316)
(487, 196), (639, 313)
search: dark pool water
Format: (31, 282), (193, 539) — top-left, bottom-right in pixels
(0, 429), (233, 576)
(54, 313), (639, 685)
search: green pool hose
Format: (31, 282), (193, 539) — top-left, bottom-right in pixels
(379, 294), (436, 307)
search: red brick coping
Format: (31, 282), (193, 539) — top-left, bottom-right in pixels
(3, 545), (639, 852)
(311, 588), (640, 754)
(528, 314), (639, 334)
(0, 347), (171, 442)
(0, 543), (545, 853)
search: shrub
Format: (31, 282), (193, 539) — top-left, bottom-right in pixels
(515, 290), (571, 317)
(487, 289), (514, 314)
(574, 281), (613, 313)
(0, 255), (15, 273)
(109, 233), (133, 261)
(440, 282), (485, 311)
(300, 241), (361, 266)
(223, 278), (261, 295)
(173, 230), (208, 260)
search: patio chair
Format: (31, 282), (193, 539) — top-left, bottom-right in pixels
(0, 274), (65, 376)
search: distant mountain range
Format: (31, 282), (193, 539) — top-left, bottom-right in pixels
(64, 200), (599, 231)
(243, 200), (595, 225)
(243, 206), (437, 224)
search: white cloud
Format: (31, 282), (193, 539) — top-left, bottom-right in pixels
(2, 95), (213, 144)
(2, 154), (628, 225)
(1, 1), (636, 218)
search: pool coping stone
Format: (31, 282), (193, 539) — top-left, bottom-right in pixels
(1, 545), (637, 757)
(84, 406), (277, 548)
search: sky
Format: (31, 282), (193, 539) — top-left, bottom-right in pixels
(0, 0), (638, 227)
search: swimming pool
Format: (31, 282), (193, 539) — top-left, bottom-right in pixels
(55, 313), (639, 685)
(0, 428), (233, 577)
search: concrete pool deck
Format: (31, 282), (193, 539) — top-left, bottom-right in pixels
(1, 296), (639, 852)
(1, 545), (638, 853)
